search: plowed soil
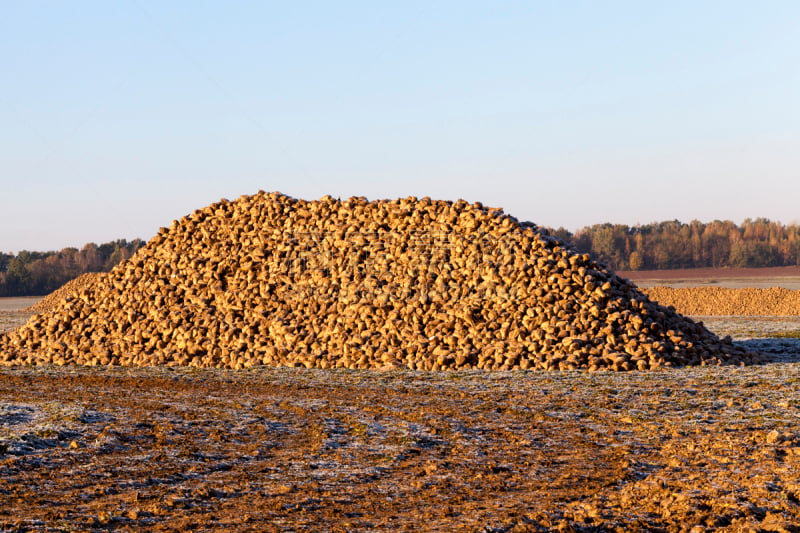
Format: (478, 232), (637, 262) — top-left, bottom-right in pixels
(1, 308), (799, 531)
(619, 266), (800, 281)
(619, 266), (800, 290)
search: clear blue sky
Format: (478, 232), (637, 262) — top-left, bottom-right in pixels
(2, 1), (799, 252)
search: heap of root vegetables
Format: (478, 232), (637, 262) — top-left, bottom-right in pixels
(0, 192), (758, 371)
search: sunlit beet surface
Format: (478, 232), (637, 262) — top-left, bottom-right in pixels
(1, 192), (756, 371)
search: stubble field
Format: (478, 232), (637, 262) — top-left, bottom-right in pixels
(0, 275), (799, 532)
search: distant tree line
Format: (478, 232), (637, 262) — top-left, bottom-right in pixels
(549, 218), (800, 271)
(0, 239), (145, 297)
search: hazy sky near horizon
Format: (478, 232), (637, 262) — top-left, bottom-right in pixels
(2, 1), (799, 253)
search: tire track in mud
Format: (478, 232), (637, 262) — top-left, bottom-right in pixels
(0, 365), (798, 531)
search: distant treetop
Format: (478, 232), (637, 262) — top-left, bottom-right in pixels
(548, 218), (800, 271)
(0, 239), (144, 297)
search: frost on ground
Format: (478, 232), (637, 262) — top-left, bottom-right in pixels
(704, 315), (800, 364)
(0, 362), (798, 532)
(0, 310), (35, 335)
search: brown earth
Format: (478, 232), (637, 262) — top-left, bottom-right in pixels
(1, 361), (799, 533)
(619, 267), (800, 291)
(619, 266), (800, 282)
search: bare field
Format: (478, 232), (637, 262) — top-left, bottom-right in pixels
(0, 297), (41, 312)
(0, 310), (37, 335)
(618, 267), (800, 290)
(0, 302), (799, 531)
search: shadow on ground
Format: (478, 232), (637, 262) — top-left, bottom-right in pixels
(737, 338), (800, 363)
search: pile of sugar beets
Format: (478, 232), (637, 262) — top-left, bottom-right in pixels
(26, 272), (105, 314)
(0, 192), (759, 371)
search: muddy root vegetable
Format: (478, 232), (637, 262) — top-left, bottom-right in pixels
(0, 191), (758, 370)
